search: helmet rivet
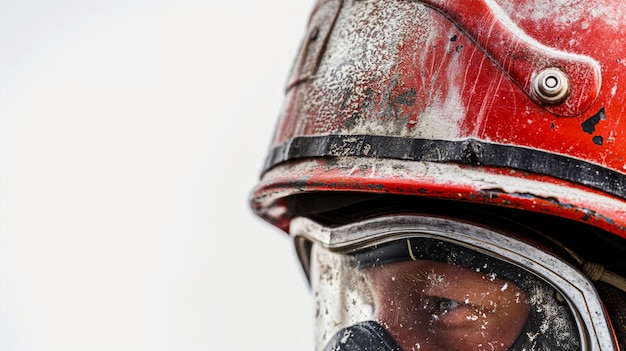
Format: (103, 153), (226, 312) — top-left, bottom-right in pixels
(532, 68), (570, 104)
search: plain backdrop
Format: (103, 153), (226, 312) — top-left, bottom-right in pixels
(0, 1), (315, 350)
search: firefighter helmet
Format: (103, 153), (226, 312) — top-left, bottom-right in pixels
(251, 0), (626, 349)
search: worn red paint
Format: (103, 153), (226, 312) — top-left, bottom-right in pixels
(251, 0), (626, 240)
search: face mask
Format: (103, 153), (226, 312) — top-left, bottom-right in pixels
(292, 215), (617, 351)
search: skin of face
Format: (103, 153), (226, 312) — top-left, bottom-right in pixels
(363, 260), (530, 351)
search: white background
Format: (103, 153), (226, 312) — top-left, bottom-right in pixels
(0, 1), (315, 350)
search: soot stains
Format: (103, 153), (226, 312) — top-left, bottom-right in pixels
(581, 108), (606, 134)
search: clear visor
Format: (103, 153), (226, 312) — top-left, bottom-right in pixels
(291, 215), (616, 351)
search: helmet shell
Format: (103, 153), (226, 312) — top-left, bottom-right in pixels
(251, 0), (626, 236)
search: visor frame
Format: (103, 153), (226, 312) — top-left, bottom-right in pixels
(291, 215), (617, 351)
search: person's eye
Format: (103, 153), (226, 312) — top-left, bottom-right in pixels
(435, 298), (460, 313)
(421, 297), (463, 317)
(424, 297), (484, 328)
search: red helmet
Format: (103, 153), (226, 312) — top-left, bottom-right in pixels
(251, 0), (626, 349)
(252, 0), (626, 237)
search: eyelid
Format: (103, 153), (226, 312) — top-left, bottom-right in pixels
(424, 296), (466, 314)
(426, 296), (497, 319)
(436, 298), (461, 312)
(410, 268), (522, 314)
(401, 270), (496, 314)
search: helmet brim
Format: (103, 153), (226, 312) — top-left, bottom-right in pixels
(251, 157), (626, 238)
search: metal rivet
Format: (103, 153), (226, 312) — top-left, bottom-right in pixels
(532, 68), (570, 104)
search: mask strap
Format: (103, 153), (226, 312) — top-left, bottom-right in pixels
(539, 234), (626, 294)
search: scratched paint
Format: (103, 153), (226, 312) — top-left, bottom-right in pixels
(254, 155), (626, 236)
(499, 0), (626, 28)
(253, 0), (626, 240)
(289, 0), (470, 140)
(274, 0), (626, 164)
(304, 0), (438, 136)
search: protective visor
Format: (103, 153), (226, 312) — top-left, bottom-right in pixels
(291, 215), (617, 351)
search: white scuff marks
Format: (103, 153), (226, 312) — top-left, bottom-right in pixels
(411, 84), (466, 139)
(306, 1), (435, 136)
(339, 329), (352, 344)
(499, 0), (626, 28)
(402, 8), (467, 140)
(310, 246), (375, 350)
(483, 0), (603, 72)
(312, 1), (419, 101)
